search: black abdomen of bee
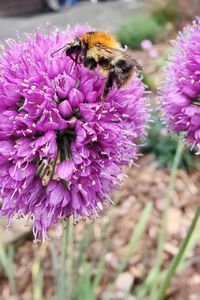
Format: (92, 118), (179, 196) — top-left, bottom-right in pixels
(83, 57), (97, 70)
(98, 57), (111, 68)
(115, 59), (133, 73)
(113, 60), (133, 87)
(113, 71), (132, 88)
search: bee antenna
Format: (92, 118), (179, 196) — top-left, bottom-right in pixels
(51, 44), (67, 57)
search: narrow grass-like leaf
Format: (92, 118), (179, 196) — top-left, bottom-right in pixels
(7, 244), (17, 297)
(0, 242), (17, 297)
(57, 222), (68, 300)
(57, 217), (74, 300)
(136, 138), (184, 299)
(77, 223), (93, 266)
(49, 240), (60, 296)
(66, 217), (74, 300)
(77, 263), (94, 300)
(0, 241), (11, 278)
(32, 244), (46, 300)
(150, 138), (184, 299)
(92, 236), (111, 295)
(118, 201), (152, 274)
(32, 266), (43, 300)
(156, 203), (200, 300)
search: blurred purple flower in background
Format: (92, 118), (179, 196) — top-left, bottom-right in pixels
(160, 19), (200, 151)
(0, 25), (149, 240)
(140, 39), (153, 50)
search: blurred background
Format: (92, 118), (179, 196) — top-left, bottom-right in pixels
(0, 1), (200, 300)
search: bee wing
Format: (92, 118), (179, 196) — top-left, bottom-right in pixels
(95, 44), (142, 71)
(120, 51), (143, 71)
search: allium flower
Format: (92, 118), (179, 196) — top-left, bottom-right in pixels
(0, 25), (148, 240)
(160, 19), (200, 150)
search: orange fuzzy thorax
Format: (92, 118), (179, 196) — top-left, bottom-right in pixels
(81, 32), (120, 49)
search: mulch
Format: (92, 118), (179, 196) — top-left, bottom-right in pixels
(1, 155), (200, 300)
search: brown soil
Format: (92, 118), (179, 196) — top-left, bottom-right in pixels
(1, 155), (200, 300)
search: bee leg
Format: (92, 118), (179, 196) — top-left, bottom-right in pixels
(68, 54), (76, 63)
(78, 56), (83, 64)
(102, 71), (114, 103)
(100, 95), (105, 107)
(68, 54), (80, 64)
(75, 53), (83, 65)
(69, 56), (77, 75)
(69, 54), (81, 75)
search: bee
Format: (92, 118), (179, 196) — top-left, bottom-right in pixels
(52, 31), (142, 100)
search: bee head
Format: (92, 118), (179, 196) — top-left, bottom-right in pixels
(65, 38), (82, 56)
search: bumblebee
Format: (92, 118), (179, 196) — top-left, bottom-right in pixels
(53, 31), (142, 98)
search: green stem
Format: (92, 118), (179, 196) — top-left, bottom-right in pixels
(118, 202), (152, 274)
(57, 223), (67, 300)
(57, 217), (74, 300)
(135, 137), (184, 300)
(66, 217), (74, 300)
(150, 137), (184, 298)
(156, 138), (184, 267)
(156, 203), (200, 300)
(63, 136), (70, 160)
(59, 135), (71, 162)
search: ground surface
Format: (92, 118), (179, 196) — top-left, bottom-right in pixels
(1, 155), (200, 300)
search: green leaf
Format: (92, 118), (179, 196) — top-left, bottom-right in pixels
(118, 201), (152, 273)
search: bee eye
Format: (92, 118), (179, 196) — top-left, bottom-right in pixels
(66, 40), (81, 56)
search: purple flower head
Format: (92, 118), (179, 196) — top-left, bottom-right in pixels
(160, 19), (200, 150)
(0, 25), (149, 240)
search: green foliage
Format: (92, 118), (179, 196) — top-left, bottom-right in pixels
(117, 202), (152, 274)
(155, 204), (200, 300)
(142, 73), (156, 90)
(151, 0), (180, 26)
(0, 242), (17, 297)
(116, 12), (164, 49)
(143, 117), (195, 170)
(33, 201), (152, 300)
(150, 0), (200, 29)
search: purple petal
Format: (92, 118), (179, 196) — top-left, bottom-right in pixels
(56, 160), (75, 181)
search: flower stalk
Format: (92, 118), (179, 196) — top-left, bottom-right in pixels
(150, 137), (184, 298)
(156, 203), (200, 300)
